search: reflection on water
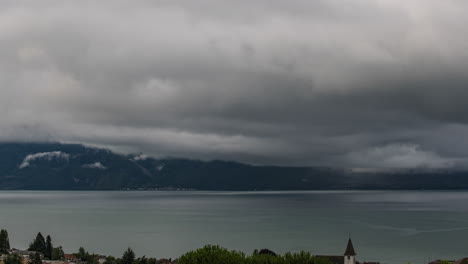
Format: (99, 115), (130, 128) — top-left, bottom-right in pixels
(0, 191), (468, 264)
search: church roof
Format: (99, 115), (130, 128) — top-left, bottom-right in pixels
(344, 238), (357, 256)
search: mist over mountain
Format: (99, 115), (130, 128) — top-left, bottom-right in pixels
(0, 142), (467, 190)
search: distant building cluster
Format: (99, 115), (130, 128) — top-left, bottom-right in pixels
(0, 249), (176, 264)
(428, 258), (468, 264)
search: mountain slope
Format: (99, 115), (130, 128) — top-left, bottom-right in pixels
(0, 142), (467, 190)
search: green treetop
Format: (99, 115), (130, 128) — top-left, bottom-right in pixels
(51, 246), (65, 260)
(45, 235), (52, 259)
(28, 232), (46, 255)
(121, 248), (136, 264)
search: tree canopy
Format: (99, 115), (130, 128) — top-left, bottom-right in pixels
(178, 245), (334, 264)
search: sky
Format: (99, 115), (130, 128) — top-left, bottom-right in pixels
(1, 0), (468, 169)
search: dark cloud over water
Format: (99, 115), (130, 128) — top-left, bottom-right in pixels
(2, 0), (468, 168)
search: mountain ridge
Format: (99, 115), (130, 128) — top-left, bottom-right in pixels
(0, 142), (467, 190)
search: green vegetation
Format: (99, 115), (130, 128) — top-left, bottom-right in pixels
(178, 245), (246, 264)
(0, 229), (10, 254)
(4, 227), (465, 264)
(0, 228), (347, 264)
(178, 245), (333, 264)
(27, 232), (64, 260)
(121, 248), (136, 264)
(4, 254), (23, 264)
(75, 247), (99, 264)
(30, 252), (43, 264)
(45, 235), (52, 259)
(28, 233), (46, 255)
(51, 246), (65, 260)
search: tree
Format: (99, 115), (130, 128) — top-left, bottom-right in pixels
(146, 258), (157, 264)
(4, 254), (23, 264)
(30, 252), (43, 264)
(121, 248), (136, 264)
(136, 256), (148, 264)
(258, 249), (277, 256)
(74, 247), (99, 264)
(28, 233), (46, 255)
(75, 247), (88, 261)
(103, 256), (118, 264)
(178, 245), (245, 264)
(247, 253), (283, 264)
(45, 235), (53, 259)
(0, 229), (11, 254)
(51, 246), (65, 260)
(86, 254), (100, 264)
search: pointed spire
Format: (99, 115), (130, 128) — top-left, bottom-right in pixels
(344, 237), (356, 256)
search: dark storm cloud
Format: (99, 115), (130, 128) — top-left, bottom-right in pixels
(2, 0), (468, 168)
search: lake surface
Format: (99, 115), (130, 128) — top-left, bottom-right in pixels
(1, 191), (467, 264)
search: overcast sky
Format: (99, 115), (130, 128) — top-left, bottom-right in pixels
(1, 0), (468, 168)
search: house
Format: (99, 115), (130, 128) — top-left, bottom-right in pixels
(42, 261), (71, 264)
(157, 258), (175, 264)
(0, 249), (38, 264)
(428, 258), (468, 264)
(454, 258), (468, 264)
(428, 260), (455, 264)
(7, 249), (43, 264)
(98, 255), (107, 264)
(64, 254), (78, 262)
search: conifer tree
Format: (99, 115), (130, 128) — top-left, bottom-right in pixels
(121, 248), (136, 264)
(28, 232), (46, 255)
(45, 235), (53, 259)
(0, 229), (11, 254)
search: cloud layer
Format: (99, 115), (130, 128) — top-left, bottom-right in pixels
(19, 151), (70, 169)
(82, 162), (107, 170)
(2, 0), (468, 168)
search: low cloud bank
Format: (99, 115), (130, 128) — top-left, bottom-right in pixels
(19, 151), (70, 169)
(82, 162), (107, 170)
(2, 0), (468, 168)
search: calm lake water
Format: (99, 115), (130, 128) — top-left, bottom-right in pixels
(0, 191), (467, 263)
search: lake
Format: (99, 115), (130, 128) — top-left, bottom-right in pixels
(0, 191), (467, 264)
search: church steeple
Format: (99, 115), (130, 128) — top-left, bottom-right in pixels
(344, 238), (356, 256)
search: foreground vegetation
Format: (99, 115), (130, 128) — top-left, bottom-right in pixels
(178, 245), (333, 264)
(1, 228), (338, 264)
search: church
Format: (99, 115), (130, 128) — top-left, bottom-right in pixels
(317, 238), (364, 264)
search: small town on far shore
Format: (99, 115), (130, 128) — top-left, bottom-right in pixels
(0, 229), (467, 264)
